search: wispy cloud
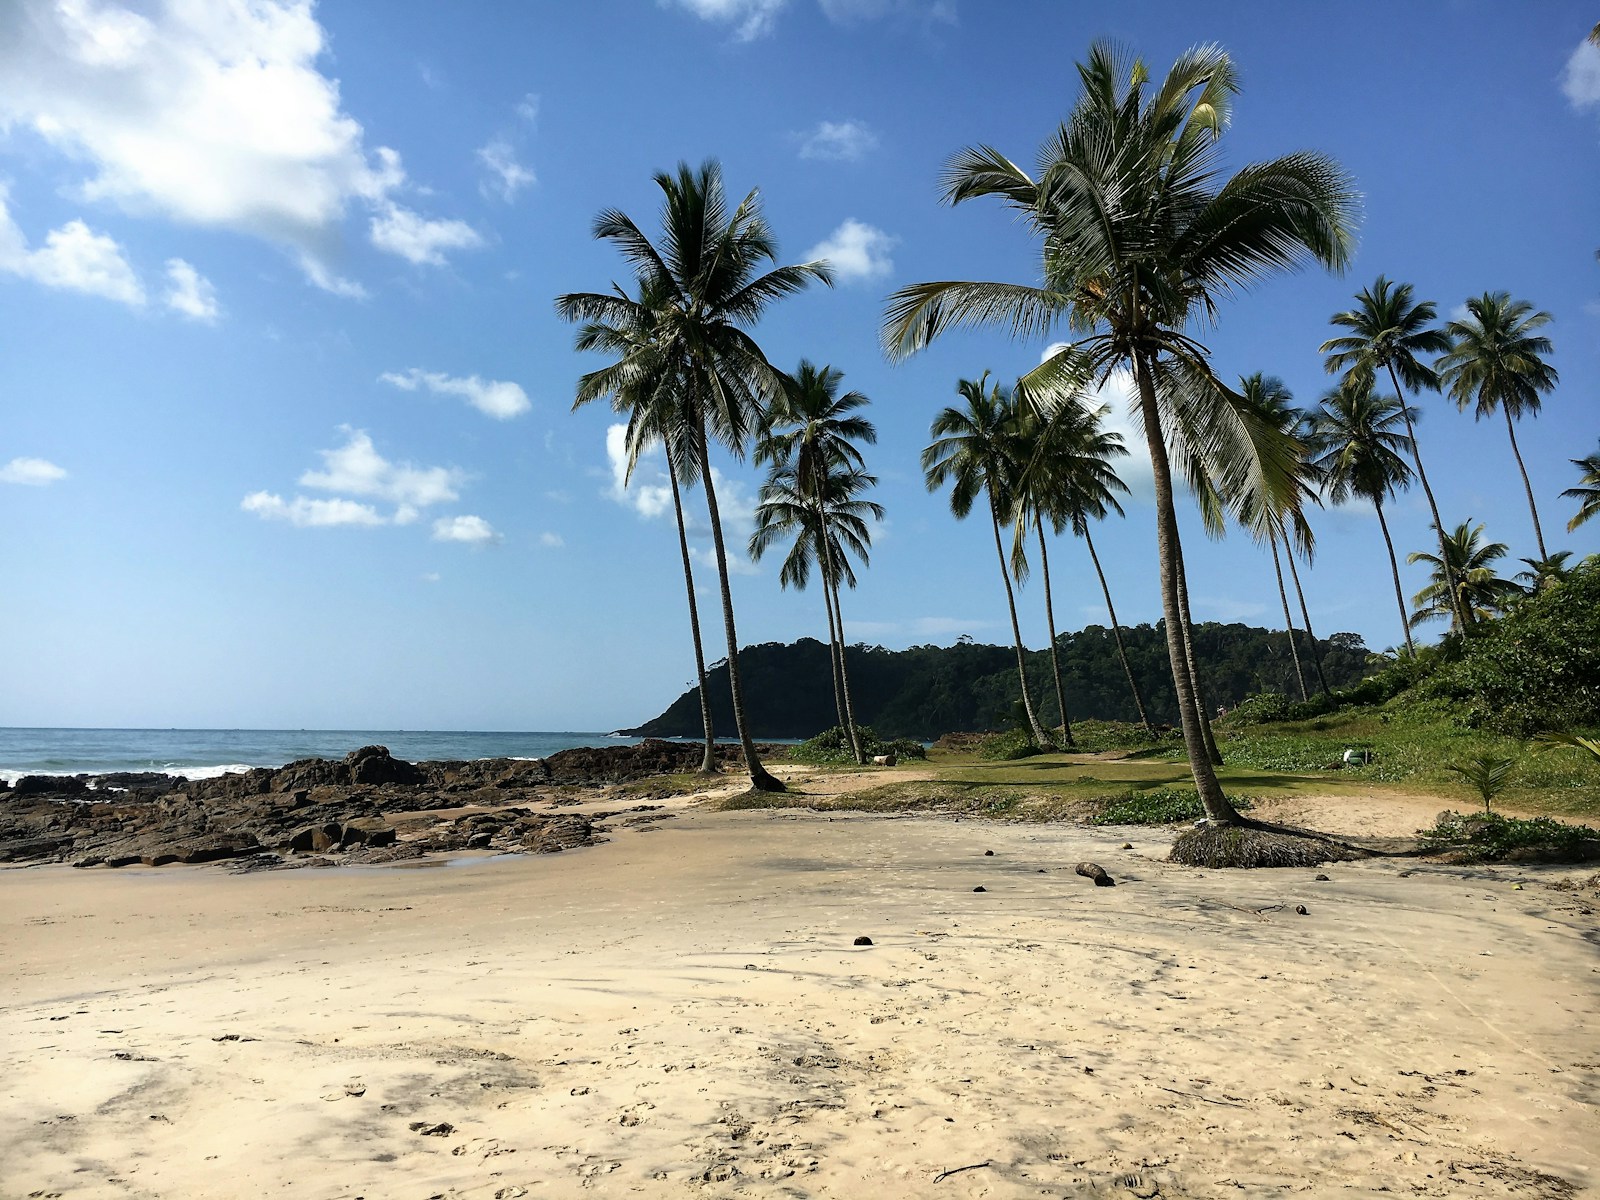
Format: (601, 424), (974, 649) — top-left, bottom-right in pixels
(368, 203), (483, 267)
(164, 258), (218, 322)
(1563, 37), (1600, 109)
(478, 140), (535, 203)
(0, 456), (68, 486)
(432, 514), (498, 544)
(817, 0), (957, 26)
(797, 119), (878, 162)
(381, 367), (531, 420)
(805, 218), (895, 282)
(539, 531), (565, 548)
(603, 423), (758, 568)
(241, 492), (384, 528)
(0, 185), (143, 306)
(665, 0), (788, 40)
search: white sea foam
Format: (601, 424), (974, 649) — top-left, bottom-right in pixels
(1, 763), (259, 786)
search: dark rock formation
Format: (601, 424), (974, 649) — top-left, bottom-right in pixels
(0, 741), (722, 870)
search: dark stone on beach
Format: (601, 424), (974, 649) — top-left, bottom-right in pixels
(1315, 873), (1330, 881)
(1075, 862), (1115, 887)
(13, 774), (88, 796)
(1296, 904), (1310, 915)
(346, 745), (426, 787)
(0, 834), (76, 861)
(853, 936), (873, 946)
(984, 850), (994, 856)
(339, 819), (395, 849)
(411, 1121), (454, 1136)
(93, 772), (183, 793)
(288, 823), (344, 853)
(972, 886), (987, 893)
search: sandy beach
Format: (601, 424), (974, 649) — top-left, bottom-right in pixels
(3, 773), (1596, 1199)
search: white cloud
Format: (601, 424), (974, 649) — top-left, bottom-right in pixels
(0, 0), (478, 291)
(1039, 349), (1152, 505)
(805, 218), (895, 283)
(516, 93), (540, 125)
(797, 119), (878, 162)
(539, 531), (564, 548)
(164, 257), (218, 321)
(0, 456), (68, 485)
(0, 184), (144, 305)
(368, 202), (482, 266)
(432, 514), (497, 544)
(478, 139), (535, 202)
(298, 428), (464, 519)
(380, 367), (530, 420)
(1563, 39), (1600, 109)
(421, 571), (441, 583)
(240, 491), (384, 527)
(602, 423), (757, 567)
(605, 423), (675, 518)
(665, 0), (788, 40)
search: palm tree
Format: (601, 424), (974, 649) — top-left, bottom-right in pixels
(564, 276), (721, 772)
(1516, 550), (1574, 594)
(749, 462), (882, 759)
(923, 374), (1051, 746)
(886, 43), (1357, 824)
(1438, 292), (1559, 560)
(1321, 277), (1465, 632)
(1306, 378), (1419, 655)
(1407, 520), (1517, 630)
(756, 361), (880, 762)
(1009, 386), (1131, 747)
(557, 160), (831, 793)
(1565, 445), (1600, 532)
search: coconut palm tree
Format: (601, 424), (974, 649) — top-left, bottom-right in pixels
(885, 42), (1358, 823)
(1407, 521), (1517, 631)
(756, 361), (880, 762)
(1516, 550), (1574, 594)
(1320, 277), (1464, 631)
(749, 462), (882, 759)
(1438, 293), (1559, 560)
(1565, 445), (1600, 532)
(563, 276), (721, 772)
(923, 374), (1051, 746)
(1008, 385), (1130, 746)
(557, 160), (831, 793)
(1306, 378), (1419, 655)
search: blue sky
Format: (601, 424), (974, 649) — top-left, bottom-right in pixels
(2, 0), (1597, 732)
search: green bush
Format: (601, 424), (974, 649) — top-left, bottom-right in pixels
(789, 725), (927, 765)
(1089, 787), (1255, 826)
(976, 729), (1046, 761)
(1228, 691), (1292, 725)
(1419, 810), (1600, 862)
(1068, 719), (1182, 754)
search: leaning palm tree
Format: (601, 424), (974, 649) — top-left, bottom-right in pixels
(1010, 384), (1138, 742)
(758, 361), (878, 762)
(1438, 292), (1559, 560)
(749, 462), (882, 759)
(1407, 520), (1517, 631)
(1306, 378), (1420, 655)
(557, 160), (831, 792)
(1321, 277), (1465, 631)
(1564, 444), (1600, 532)
(923, 374), (1051, 746)
(886, 42), (1357, 825)
(565, 276), (720, 772)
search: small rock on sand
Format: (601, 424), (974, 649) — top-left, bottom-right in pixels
(853, 936), (873, 946)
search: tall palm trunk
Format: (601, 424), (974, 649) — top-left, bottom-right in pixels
(987, 492), (1049, 746)
(816, 503), (863, 763)
(696, 420), (783, 793)
(1036, 516), (1074, 748)
(1134, 354), (1238, 823)
(1387, 362), (1467, 633)
(829, 574), (866, 764)
(1083, 525), (1152, 731)
(1373, 498), (1417, 657)
(1174, 545), (1223, 766)
(1283, 541), (1330, 695)
(667, 467), (719, 773)
(1503, 407), (1547, 561)
(818, 555), (849, 734)
(1268, 532), (1308, 702)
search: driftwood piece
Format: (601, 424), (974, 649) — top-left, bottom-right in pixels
(1075, 861), (1115, 887)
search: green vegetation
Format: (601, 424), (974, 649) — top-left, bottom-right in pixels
(1089, 787), (1256, 827)
(788, 725), (925, 766)
(1444, 754), (1515, 813)
(1419, 811), (1600, 863)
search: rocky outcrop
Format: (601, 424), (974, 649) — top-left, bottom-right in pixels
(0, 741), (747, 870)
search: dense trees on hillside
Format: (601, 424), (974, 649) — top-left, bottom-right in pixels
(624, 624), (1375, 742)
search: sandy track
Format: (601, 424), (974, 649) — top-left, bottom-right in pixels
(2, 790), (1596, 1198)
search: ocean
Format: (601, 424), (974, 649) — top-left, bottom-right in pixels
(0, 728), (651, 784)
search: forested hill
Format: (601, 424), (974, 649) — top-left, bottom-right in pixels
(621, 623), (1376, 741)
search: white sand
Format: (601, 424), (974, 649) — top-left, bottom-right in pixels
(2, 782), (1597, 1198)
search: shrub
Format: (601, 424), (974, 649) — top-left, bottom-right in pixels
(1419, 811), (1600, 863)
(1444, 753), (1515, 812)
(1227, 691), (1292, 725)
(976, 729), (1046, 761)
(1089, 787), (1254, 826)
(789, 725), (927, 765)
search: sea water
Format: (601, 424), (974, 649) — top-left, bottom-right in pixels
(0, 728), (650, 784)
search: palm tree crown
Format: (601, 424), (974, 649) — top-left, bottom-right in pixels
(1321, 276), (1451, 393)
(1565, 445), (1600, 533)
(1305, 378), (1416, 509)
(1408, 521), (1517, 630)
